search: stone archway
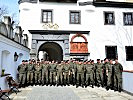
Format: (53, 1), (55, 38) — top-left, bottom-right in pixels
(38, 42), (63, 62)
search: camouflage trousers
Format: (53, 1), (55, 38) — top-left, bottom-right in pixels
(86, 73), (94, 85)
(96, 72), (103, 85)
(64, 72), (69, 84)
(19, 73), (26, 84)
(42, 71), (48, 84)
(77, 73), (84, 85)
(35, 72), (41, 83)
(114, 73), (122, 89)
(50, 72), (56, 84)
(27, 72), (34, 84)
(107, 73), (112, 87)
(57, 72), (63, 84)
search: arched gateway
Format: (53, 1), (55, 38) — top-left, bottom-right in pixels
(38, 42), (63, 61)
(29, 30), (89, 61)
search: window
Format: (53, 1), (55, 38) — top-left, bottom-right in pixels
(70, 11), (81, 24)
(104, 12), (115, 25)
(123, 13), (133, 25)
(105, 46), (117, 59)
(125, 46), (133, 61)
(42, 10), (52, 23)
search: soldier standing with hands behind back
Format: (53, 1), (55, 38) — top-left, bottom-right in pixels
(27, 59), (35, 86)
(56, 61), (64, 86)
(17, 60), (27, 87)
(76, 61), (85, 88)
(34, 60), (42, 85)
(49, 60), (57, 86)
(114, 58), (123, 92)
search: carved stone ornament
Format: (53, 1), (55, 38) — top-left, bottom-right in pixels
(70, 33), (88, 53)
(42, 23), (59, 30)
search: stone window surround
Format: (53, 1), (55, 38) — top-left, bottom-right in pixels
(41, 9), (53, 23)
(123, 12), (133, 26)
(103, 11), (115, 25)
(69, 10), (81, 24)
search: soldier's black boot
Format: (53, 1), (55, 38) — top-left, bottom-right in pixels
(97, 83), (100, 87)
(85, 82), (88, 88)
(91, 84), (94, 88)
(101, 82), (104, 87)
(106, 86), (109, 91)
(118, 87), (122, 92)
(64, 80), (66, 86)
(81, 84), (84, 88)
(76, 83), (79, 88)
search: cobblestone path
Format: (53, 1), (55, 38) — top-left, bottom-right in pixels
(10, 86), (133, 100)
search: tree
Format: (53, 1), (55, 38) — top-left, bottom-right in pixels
(0, 5), (8, 20)
(0, 5), (19, 27)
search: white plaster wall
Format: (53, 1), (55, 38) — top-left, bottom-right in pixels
(19, 2), (133, 70)
(88, 7), (133, 70)
(123, 72), (133, 93)
(0, 34), (30, 89)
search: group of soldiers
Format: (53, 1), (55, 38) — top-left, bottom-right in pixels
(17, 58), (123, 92)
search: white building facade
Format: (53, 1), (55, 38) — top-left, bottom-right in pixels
(19, 0), (133, 93)
(0, 16), (30, 89)
(19, 0), (133, 70)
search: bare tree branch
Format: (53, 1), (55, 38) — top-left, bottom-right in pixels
(0, 5), (8, 20)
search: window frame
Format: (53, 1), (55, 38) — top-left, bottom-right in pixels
(104, 11), (115, 25)
(125, 46), (133, 61)
(123, 12), (133, 26)
(69, 10), (81, 24)
(41, 9), (53, 23)
(105, 46), (118, 60)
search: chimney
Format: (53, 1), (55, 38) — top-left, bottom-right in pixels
(15, 26), (23, 44)
(4, 16), (12, 38)
(4, 16), (11, 25)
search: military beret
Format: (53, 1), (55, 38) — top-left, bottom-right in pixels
(104, 58), (107, 61)
(115, 58), (118, 60)
(91, 60), (94, 62)
(97, 59), (100, 61)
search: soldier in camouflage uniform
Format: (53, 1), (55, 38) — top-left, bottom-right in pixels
(86, 60), (95, 88)
(95, 59), (104, 87)
(49, 60), (57, 85)
(114, 58), (123, 92)
(69, 60), (74, 84)
(17, 60), (27, 87)
(103, 58), (109, 87)
(76, 61), (85, 88)
(56, 61), (64, 86)
(73, 60), (77, 85)
(63, 61), (70, 85)
(106, 59), (114, 90)
(27, 59), (35, 85)
(34, 60), (42, 85)
(41, 60), (49, 85)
